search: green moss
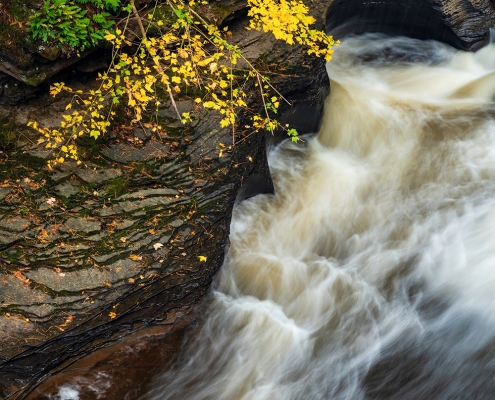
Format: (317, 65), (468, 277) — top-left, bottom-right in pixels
(0, 120), (19, 151)
(104, 175), (130, 198)
(0, 249), (22, 263)
(0, 150), (46, 181)
(75, 133), (106, 162)
(26, 71), (49, 86)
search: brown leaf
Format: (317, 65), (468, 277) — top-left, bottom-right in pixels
(60, 315), (73, 328)
(13, 271), (29, 283)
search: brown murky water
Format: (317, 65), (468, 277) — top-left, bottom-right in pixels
(24, 322), (186, 400)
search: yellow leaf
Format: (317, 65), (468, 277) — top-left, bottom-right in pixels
(65, 103), (72, 110)
(108, 312), (117, 319)
(197, 255), (207, 262)
(90, 130), (100, 139)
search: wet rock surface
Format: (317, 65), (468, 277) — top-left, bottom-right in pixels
(0, 5), (326, 399)
(0, 98), (242, 388)
(325, 0), (495, 47)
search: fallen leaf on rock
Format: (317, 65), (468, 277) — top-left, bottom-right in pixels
(108, 312), (117, 319)
(46, 197), (56, 205)
(13, 271), (29, 283)
(37, 229), (49, 242)
(129, 254), (142, 261)
(198, 255), (207, 262)
(60, 315), (73, 328)
(128, 278), (135, 284)
(153, 243), (164, 251)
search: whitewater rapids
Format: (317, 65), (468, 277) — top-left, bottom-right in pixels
(146, 35), (495, 400)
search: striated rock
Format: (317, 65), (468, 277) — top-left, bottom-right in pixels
(1, 0), (494, 399)
(325, 0), (495, 48)
(61, 218), (101, 234)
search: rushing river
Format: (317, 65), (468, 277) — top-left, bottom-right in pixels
(143, 36), (495, 400)
(54, 35), (495, 399)
(142, 37), (495, 400)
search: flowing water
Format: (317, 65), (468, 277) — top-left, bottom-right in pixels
(143, 35), (495, 400)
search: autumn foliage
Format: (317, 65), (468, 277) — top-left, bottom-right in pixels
(28, 0), (336, 166)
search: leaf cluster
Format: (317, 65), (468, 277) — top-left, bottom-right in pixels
(28, 0), (337, 167)
(27, 0), (122, 51)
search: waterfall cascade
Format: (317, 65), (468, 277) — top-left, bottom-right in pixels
(144, 35), (495, 400)
(52, 34), (495, 400)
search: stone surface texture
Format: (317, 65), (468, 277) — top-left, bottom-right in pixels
(0, 1), (326, 398)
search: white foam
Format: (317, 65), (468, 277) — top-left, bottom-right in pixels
(54, 386), (80, 400)
(148, 37), (495, 400)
